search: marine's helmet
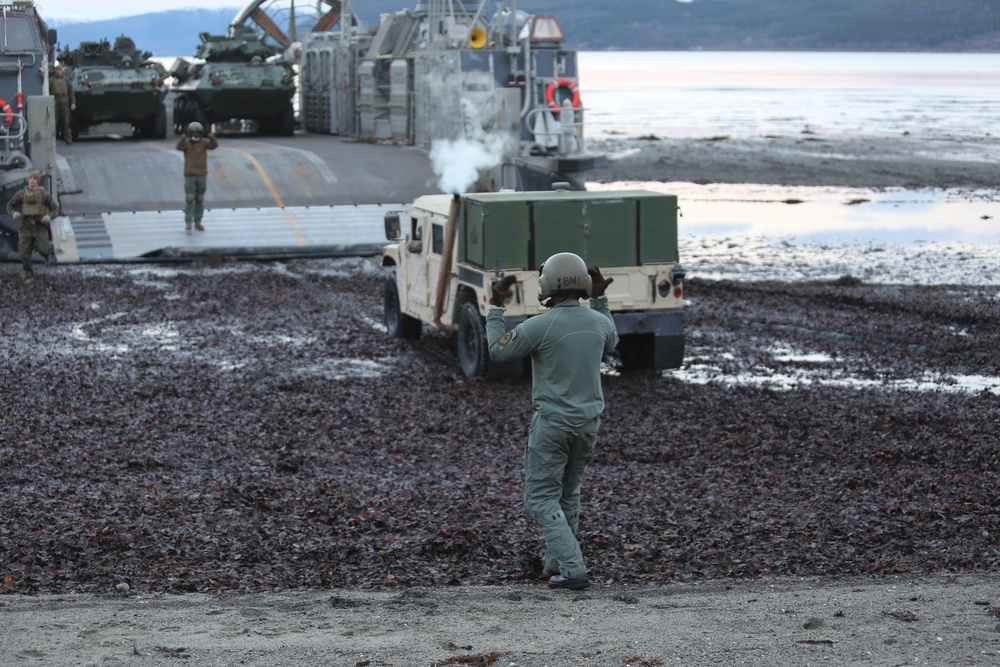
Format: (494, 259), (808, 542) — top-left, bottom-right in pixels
(187, 121), (204, 137)
(537, 252), (592, 305)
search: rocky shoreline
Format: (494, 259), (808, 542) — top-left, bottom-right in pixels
(2, 135), (999, 665)
(590, 133), (1000, 191)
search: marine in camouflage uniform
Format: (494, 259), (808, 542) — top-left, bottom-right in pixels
(176, 121), (219, 231)
(6, 171), (58, 282)
(49, 65), (75, 145)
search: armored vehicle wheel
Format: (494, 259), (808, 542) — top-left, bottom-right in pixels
(384, 269), (421, 339)
(151, 103), (167, 139)
(173, 96), (207, 135)
(277, 105), (294, 137)
(172, 96), (190, 134)
(457, 302), (488, 378)
(69, 112), (81, 142)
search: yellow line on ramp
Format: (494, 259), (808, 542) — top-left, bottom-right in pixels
(222, 147), (307, 246)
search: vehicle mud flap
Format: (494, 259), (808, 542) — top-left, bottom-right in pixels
(613, 310), (686, 371)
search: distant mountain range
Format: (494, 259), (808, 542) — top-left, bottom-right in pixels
(47, 0), (1000, 57)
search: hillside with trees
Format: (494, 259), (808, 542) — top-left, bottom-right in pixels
(48, 0), (1000, 56)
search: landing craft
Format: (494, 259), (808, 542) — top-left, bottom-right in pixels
(1, 1), (605, 265)
(0, 1), (58, 263)
(296, 0), (605, 192)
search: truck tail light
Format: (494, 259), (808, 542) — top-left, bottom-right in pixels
(658, 265), (687, 300)
(670, 264), (686, 299)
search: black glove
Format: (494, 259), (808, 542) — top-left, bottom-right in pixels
(491, 275), (516, 307)
(588, 267), (613, 298)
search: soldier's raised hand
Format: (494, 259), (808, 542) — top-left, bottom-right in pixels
(491, 274), (517, 307)
(588, 267), (613, 298)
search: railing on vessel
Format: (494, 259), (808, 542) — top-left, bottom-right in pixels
(0, 111), (32, 170)
(524, 105), (587, 156)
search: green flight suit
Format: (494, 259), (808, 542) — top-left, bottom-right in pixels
(487, 297), (618, 578)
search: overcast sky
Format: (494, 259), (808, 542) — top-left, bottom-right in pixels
(38, 0), (241, 21)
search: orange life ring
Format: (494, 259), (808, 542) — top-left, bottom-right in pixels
(545, 78), (581, 115)
(0, 98), (13, 126)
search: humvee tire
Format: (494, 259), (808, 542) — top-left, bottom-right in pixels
(384, 269), (422, 339)
(457, 302), (488, 378)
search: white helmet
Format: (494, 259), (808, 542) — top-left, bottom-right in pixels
(187, 121), (204, 136)
(537, 252), (591, 304)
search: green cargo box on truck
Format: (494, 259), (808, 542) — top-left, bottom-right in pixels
(380, 188), (686, 378)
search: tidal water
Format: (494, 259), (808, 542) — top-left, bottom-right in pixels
(578, 51), (1000, 281)
(578, 51), (1000, 140)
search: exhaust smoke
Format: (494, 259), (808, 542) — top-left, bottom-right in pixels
(429, 133), (508, 195)
(429, 95), (514, 194)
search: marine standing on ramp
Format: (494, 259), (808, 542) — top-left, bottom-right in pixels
(7, 171), (58, 283)
(49, 65), (75, 145)
(486, 252), (618, 590)
(176, 121), (218, 231)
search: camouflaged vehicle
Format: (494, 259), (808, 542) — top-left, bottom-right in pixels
(170, 27), (296, 136)
(58, 36), (168, 140)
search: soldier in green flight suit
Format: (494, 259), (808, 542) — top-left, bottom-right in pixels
(7, 171), (58, 283)
(486, 252), (618, 591)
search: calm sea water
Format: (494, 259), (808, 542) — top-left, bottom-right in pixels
(576, 51), (1000, 274)
(578, 51), (1000, 140)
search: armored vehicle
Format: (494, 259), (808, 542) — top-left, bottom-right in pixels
(171, 27), (296, 136)
(58, 36), (167, 140)
(299, 0), (605, 193)
(0, 1), (59, 262)
(381, 188), (686, 378)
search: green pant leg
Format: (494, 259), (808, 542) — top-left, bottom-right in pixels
(193, 175), (207, 223)
(18, 222), (52, 272)
(559, 416), (599, 537)
(18, 230), (33, 273)
(55, 99), (72, 140)
(523, 412), (597, 578)
(184, 175), (207, 223)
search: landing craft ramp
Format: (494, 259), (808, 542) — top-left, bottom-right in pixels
(48, 131), (435, 262)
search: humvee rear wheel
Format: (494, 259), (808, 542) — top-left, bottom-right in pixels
(384, 269), (421, 339)
(457, 302), (488, 378)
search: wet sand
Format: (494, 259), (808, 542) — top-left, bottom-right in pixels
(590, 133), (1000, 191)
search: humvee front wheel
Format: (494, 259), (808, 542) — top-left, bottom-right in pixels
(384, 269), (421, 339)
(457, 302), (488, 378)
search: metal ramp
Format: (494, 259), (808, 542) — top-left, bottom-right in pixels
(53, 203), (406, 263)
